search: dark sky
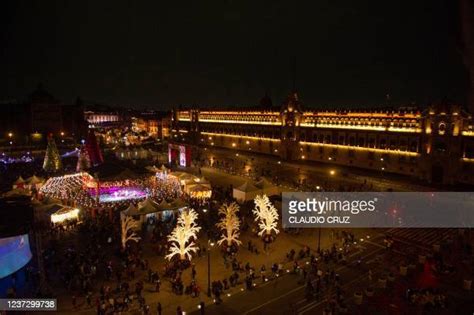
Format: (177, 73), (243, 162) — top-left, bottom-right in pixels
(0, 0), (468, 109)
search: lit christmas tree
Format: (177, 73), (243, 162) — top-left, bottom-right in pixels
(76, 145), (91, 172)
(253, 194), (280, 243)
(216, 202), (242, 251)
(166, 209), (201, 261)
(43, 134), (62, 172)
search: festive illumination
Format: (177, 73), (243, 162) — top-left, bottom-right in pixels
(189, 189), (212, 199)
(120, 216), (141, 249)
(299, 141), (420, 156)
(201, 132), (280, 142)
(0, 154), (34, 164)
(302, 111), (421, 118)
(166, 209), (201, 261)
(253, 194), (280, 238)
(299, 123), (422, 133)
(51, 208), (80, 224)
(89, 186), (147, 203)
(463, 131), (474, 136)
(198, 119), (280, 125)
(40, 172), (95, 199)
(43, 135), (62, 172)
(216, 202), (242, 248)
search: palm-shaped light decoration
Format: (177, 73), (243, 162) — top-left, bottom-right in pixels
(253, 194), (280, 241)
(216, 202), (242, 248)
(121, 216), (141, 249)
(166, 209), (201, 261)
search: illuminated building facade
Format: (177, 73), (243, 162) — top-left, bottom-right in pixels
(171, 92), (474, 185)
(131, 112), (172, 140)
(85, 111), (121, 128)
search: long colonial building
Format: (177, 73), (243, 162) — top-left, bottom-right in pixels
(171, 92), (474, 185)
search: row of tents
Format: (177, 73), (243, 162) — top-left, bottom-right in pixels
(13, 175), (45, 189)
(232, 177), (279, 202)
(123, 197), (188, 216)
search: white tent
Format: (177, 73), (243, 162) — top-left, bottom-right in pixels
(122, 203), (138, 216)
(255, 177), (279, 196)
(137, 197), (159, 213)
(184, 180), (212, 193)
(233, 181), (260, 203)
(27, 175), (44, 185)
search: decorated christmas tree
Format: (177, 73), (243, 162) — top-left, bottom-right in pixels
(76, 145), (91, 172)
(85, 129), (104, 166)
(43, 134), (62, 172)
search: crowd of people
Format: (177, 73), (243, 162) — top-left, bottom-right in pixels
(2, 150), (473, 315)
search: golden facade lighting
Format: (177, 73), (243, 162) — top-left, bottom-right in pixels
(201, 132), (280, 142)
(199, 119), (280, 125)
(302, 111), (421, 119)
(300, 123), (421, 133)
(299, 141), (420, 156)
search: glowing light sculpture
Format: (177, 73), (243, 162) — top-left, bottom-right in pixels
(216, 202), (242, 247)
(253, 194), (280, 239)
(166, 209), (201, 261)
(120, 216), (141, 249)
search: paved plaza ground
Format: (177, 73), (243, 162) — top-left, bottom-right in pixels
(52, 218), (372, 314)
(4, 151), (471, 315)
(43, 164), (473, 315)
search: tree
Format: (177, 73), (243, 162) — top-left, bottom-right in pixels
(43, 135), (62, 172)
(166, 209), (201, 261)
(120, 216), (141, 249)
(216, 202), (242, 247)
(76, 145), (91, 172)
(253, 194), (280, 238)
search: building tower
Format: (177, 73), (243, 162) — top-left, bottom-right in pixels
(280, 91), (302, 160)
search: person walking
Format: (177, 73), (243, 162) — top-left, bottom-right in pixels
(156, 302), (162, 315)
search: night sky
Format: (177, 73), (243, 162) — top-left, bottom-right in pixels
(0, 0), (467, 109)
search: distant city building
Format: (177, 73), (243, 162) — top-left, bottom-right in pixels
(0, 85), (86, 143)
(131, 111), (171, 140)
(84, 111), (121, 128)
(171, 92), (474, 185)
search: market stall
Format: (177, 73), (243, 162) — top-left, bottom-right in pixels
(50, 206), (80, 225)
(255, 177), (279, 197)
(233, 181), (260, 203)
